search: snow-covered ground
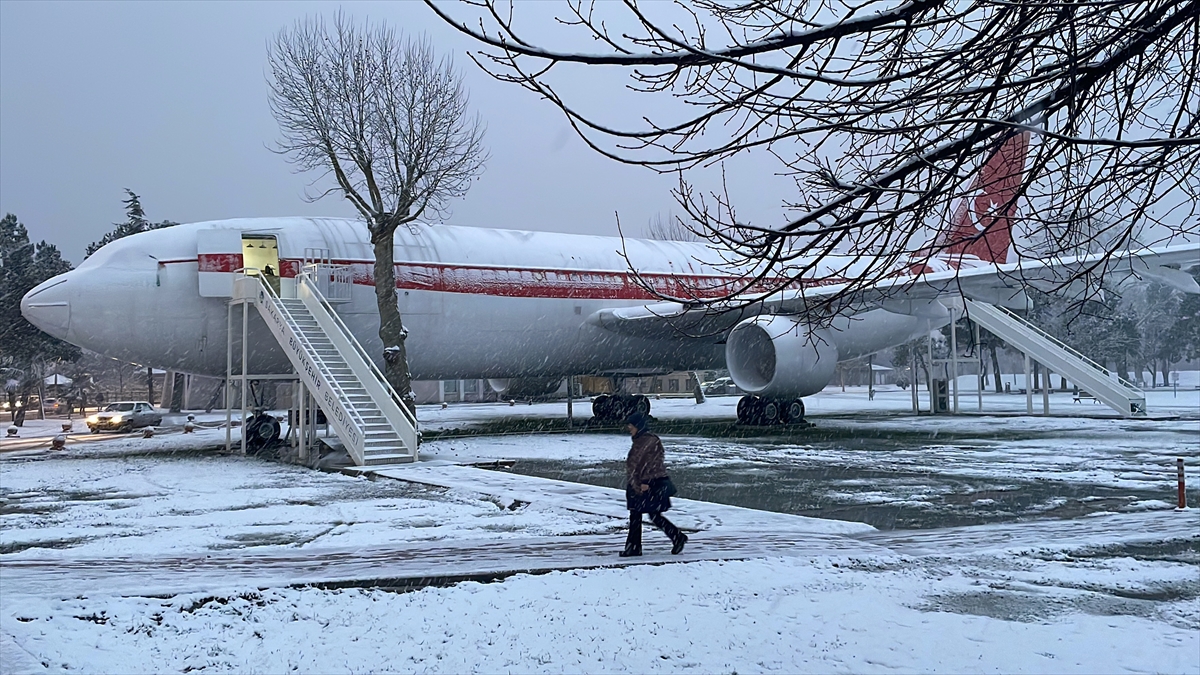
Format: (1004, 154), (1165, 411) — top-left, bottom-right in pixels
(2, 387), (1198, 674)
(6, 552), (1196, 674)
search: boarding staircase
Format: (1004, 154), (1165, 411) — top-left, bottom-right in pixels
(963, 298), (1146, 417)
(235, 265), (418, 465)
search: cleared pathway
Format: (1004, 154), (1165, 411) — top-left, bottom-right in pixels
(0, 529), (890, 600)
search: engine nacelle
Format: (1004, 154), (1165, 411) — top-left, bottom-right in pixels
(725, 315), (838, 398)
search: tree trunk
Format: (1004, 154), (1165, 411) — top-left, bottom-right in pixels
(170, 372), (186, 412)
(371, 228), (416, 416)
(989, 344), (1003, 393)
(1160, 360), (1170, 390)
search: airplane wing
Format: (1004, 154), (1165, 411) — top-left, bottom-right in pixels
(586, 243), (1200, 341)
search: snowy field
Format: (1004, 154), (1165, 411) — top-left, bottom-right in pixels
(2, 386), (1198, 674)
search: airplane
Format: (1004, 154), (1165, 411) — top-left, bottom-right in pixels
(20, 134), (1200, 426)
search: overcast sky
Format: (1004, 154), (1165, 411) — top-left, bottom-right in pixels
(1, 1), (790, 264)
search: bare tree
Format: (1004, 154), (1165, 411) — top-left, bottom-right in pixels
(269, 13), (486, 409)
(430, 0), (1199, 315)
(646, 210), (700, 242)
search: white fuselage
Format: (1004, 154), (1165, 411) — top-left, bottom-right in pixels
(22, 217), (940, 392)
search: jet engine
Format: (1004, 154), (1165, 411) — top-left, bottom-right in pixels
(725, 315), (838, 399)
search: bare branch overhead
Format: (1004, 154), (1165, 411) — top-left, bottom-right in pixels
(430, 0), (1200, 315)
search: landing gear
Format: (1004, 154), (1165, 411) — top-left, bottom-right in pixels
(783, 399), (805, 424)
(244, 412), (281, 452)
(736, 396), (806, 426)
(591, 394), (651, 423)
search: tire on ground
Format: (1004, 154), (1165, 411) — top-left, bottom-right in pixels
(783, 399), (805, 424)
(592, 394), (613, 420)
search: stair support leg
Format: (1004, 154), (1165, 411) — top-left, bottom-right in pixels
(298, 380), (307, 463)
(975, 321), (983, 412)
(1025, 353), (1033, 415)
(927, 336), (935, 414)
(951, 307), (959, 414)
(1042, 367), (1051, 416)
(240, 301), (249, 456)
(910, 365), (919, 413)
(225, 303), (233, 453)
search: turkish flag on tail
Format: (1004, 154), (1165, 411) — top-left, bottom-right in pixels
(943, 132), (1029, 265)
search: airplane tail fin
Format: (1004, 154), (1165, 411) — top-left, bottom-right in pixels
(942, 131), (1030, 265)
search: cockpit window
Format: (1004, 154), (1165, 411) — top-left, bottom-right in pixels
(105, 403), (136, 412)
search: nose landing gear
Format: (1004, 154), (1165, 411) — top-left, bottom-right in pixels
(244, 411), (282, 452)
(736, 396), (806, 426)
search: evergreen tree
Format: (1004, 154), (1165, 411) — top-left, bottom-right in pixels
(1168, 277), (1200, 363)
(0, 213), (81, 370)
(84, 189), (177, 259)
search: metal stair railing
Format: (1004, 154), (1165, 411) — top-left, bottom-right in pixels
(966, 300), (1142, 391)
(296, 266), (418, 458)
(964, 298), (1146, 415)
(239, 272), (374, 465)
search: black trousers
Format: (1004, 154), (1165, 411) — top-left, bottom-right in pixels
(625, 510), (681, 550)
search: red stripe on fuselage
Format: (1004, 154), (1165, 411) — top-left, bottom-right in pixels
(197, 253), (243, 273)
(170, 256), (843, 300)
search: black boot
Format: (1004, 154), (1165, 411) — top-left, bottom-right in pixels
(671, 532), (688, 555)
(621, 512), (642, 557)
(650, 513), (688, 554)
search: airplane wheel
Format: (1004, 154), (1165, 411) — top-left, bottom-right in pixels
(761, 400), (781, 425)
(632, 394), (651, 416)
(612, 395), (630, 419)
(244, 413), (281, 452)
(783, 399), (805, 424)
(736, 396), (751, 424)
(736, 396), (762, 425)
(592, 394), (614, 420)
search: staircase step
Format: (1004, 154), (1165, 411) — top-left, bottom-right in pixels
(364, 438), (402, 447)
(362, 454), (415, 465)
(363, 444), (406, 453)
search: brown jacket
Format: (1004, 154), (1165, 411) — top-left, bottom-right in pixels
(626, 431), (668, 488)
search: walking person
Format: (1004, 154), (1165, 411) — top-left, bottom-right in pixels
(621, 412), (688, 557)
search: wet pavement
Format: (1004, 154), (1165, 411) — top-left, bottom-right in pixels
(503, 426), (1198, 531)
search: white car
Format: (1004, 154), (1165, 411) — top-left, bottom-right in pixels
(701, 377), (743, 397)
(87, 401), (162, 433)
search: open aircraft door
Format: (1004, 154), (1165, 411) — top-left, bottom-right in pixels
(197, 229), (244, 297)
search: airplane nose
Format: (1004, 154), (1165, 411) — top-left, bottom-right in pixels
(21, 275), (72, 340)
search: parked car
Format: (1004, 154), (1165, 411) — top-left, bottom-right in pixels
(87, 401), (162, 433)
(701, 377), (743, 397)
